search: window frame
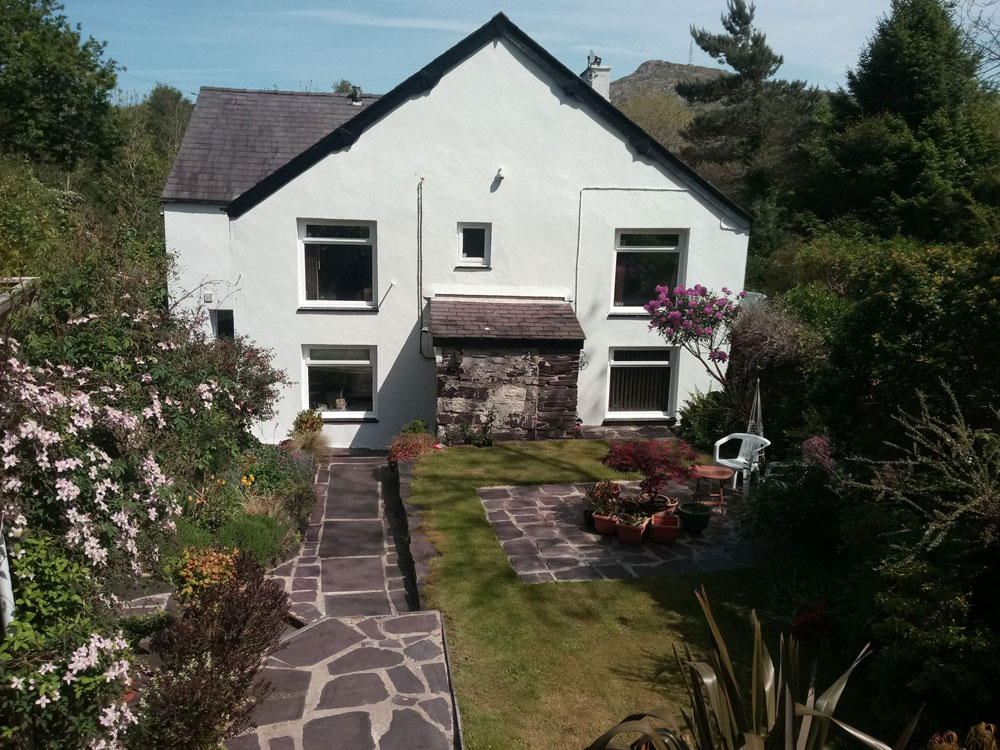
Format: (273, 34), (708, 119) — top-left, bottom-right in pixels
(301, 345), (377, 421)
(298, 219), (378, 310)
(609, 229), (687, 314)
(456, 222), (492, 268)
(605, 346), (677, 420)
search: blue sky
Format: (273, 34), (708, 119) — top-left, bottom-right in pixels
(61, 1), (893, 99)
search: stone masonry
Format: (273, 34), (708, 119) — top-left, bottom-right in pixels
(436, 346), (580, 443)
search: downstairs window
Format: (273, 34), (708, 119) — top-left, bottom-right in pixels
(304, 347), (375, 418)
(607, 348), (673, 416)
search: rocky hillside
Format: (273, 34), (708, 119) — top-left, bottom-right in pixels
(609, 60), (728, 106)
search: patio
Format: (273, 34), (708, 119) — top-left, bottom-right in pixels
(479, 480), (765, 582)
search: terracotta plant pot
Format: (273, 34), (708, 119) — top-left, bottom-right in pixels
(651, 515), (681, 544)
(616, 519), (648, 545)
(677, 502), (712, 534)
(593, 513), (617, 535)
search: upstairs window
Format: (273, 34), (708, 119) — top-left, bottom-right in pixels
(210, 309), (234, 338)
(612, 231), (683, 310)
(302, 222), (375, 305)
(457, 222), (491, 267)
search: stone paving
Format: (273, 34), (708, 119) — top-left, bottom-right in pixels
(227, 612), (455, 750)
(269, 457), (417, 624)
(228, 456), (458, 750)
(480, 481), (765, 582)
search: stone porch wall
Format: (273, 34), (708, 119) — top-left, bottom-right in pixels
(436, 346), (580, 443)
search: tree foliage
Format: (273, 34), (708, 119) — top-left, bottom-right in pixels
(0, 0), (118, 169)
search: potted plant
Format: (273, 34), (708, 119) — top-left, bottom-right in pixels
(651, 513), (681, 544)
(600, 440), (698, 509)
(584, 480), (621, 531)
(677, 502), (712, 534)
(616, 513), (649, 545)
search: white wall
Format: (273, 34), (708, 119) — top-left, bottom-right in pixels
(165, 37), (748, 448)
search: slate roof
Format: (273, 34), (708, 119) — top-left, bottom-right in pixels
(162, 88), (379, 203)
(429, 297), (585, 342)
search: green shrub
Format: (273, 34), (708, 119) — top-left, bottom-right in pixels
(400, 419), (429, 434)
(739, 463), (841, 561)
(290, 408), (323, 435)
(216, 515), (294, 566)
(239, 444), (315, 524)
(159, 517), (215, 575)
(677, 389), (743, 451)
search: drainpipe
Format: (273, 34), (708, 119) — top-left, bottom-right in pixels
(416, 177), (434, 359)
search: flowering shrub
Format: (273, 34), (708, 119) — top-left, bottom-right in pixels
(600, 440), (699, 496)
(801, 436), (835, 473)
(388, 432), (437, 466)
(289, 408), (323, 436)
(0, 536), (135, 748)
(644, 284), (745, 386)
(172, 547), (237, 606)
(127, 555), (289, 749)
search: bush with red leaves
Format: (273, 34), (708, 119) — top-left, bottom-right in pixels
(388, 432), (437, 466)
(600, 439), (698, 496)
(127, 555), (290, 749)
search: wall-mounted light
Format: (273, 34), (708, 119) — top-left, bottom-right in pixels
(496, 167), (505, 181)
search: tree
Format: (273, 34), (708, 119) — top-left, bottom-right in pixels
(958, 0), (1000, 85)
(805, 0), (1000, 245)
(333, 78), (354, 94)
(618, 92), (692, 152)
(676, 0), (823, 207)
(0, 0), (118, 170)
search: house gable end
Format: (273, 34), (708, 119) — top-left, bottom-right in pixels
(224, 13), (751, 227)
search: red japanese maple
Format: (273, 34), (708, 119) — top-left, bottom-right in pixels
(600, 440), (698, 497)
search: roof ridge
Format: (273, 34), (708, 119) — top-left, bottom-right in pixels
(199, 86), (382, 98)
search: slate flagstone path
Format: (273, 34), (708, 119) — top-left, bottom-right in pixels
(228, 456), (458, 750)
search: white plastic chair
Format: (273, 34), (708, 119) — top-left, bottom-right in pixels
(714, 433), (771, 488)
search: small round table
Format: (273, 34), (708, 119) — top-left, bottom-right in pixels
(693, 465), (736, 513)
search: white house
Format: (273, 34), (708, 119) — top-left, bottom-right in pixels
(162, 13), (750, 449)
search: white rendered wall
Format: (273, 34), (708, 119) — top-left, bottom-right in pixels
(166, 37), (748, 448)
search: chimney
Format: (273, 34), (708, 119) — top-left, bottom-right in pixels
(580, 50), (610, 100)
(350, 85), (362, 104)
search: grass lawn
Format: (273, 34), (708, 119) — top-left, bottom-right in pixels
(409, 440), (769, 750)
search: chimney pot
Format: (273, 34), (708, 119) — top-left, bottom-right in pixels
(580, 52), (611, 100)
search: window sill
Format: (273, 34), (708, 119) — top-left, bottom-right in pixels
(297, 305), (378, 314)
(321, 415), (378, 424)
(607, 310), (651, 318)
(454, 264), (491, 271)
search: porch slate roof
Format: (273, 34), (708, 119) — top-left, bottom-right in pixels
(162, 87), (380, 203)
(429, 297), (585, 342)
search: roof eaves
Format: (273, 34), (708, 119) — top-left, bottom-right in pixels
(224, 12), (751, 226)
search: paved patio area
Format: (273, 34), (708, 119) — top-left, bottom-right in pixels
(480, 481), (764, 582)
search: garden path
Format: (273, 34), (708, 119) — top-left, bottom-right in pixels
(228, 456), (459, 750)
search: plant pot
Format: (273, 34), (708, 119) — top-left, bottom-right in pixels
(583, 508), (596, 531)
(677, 502), (712, 534)
(593, 513), (618, 536)
(619, 498), (640, 515)
(651, 515), (680, 544)
(647, 497), (679, 517)
(616, 519), (648, 545)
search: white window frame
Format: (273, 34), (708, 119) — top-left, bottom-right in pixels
(605, 346), (677, 420)
(298, 219), (377, 310)
(301, 345), (377, 420)
(610, 229), (687, 314)
(456, 222), (492, 268)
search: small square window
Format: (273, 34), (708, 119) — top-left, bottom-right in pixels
(210, 309), (234, 338)
(612, 230), (684, 310)
(457, 223), (491, 267)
